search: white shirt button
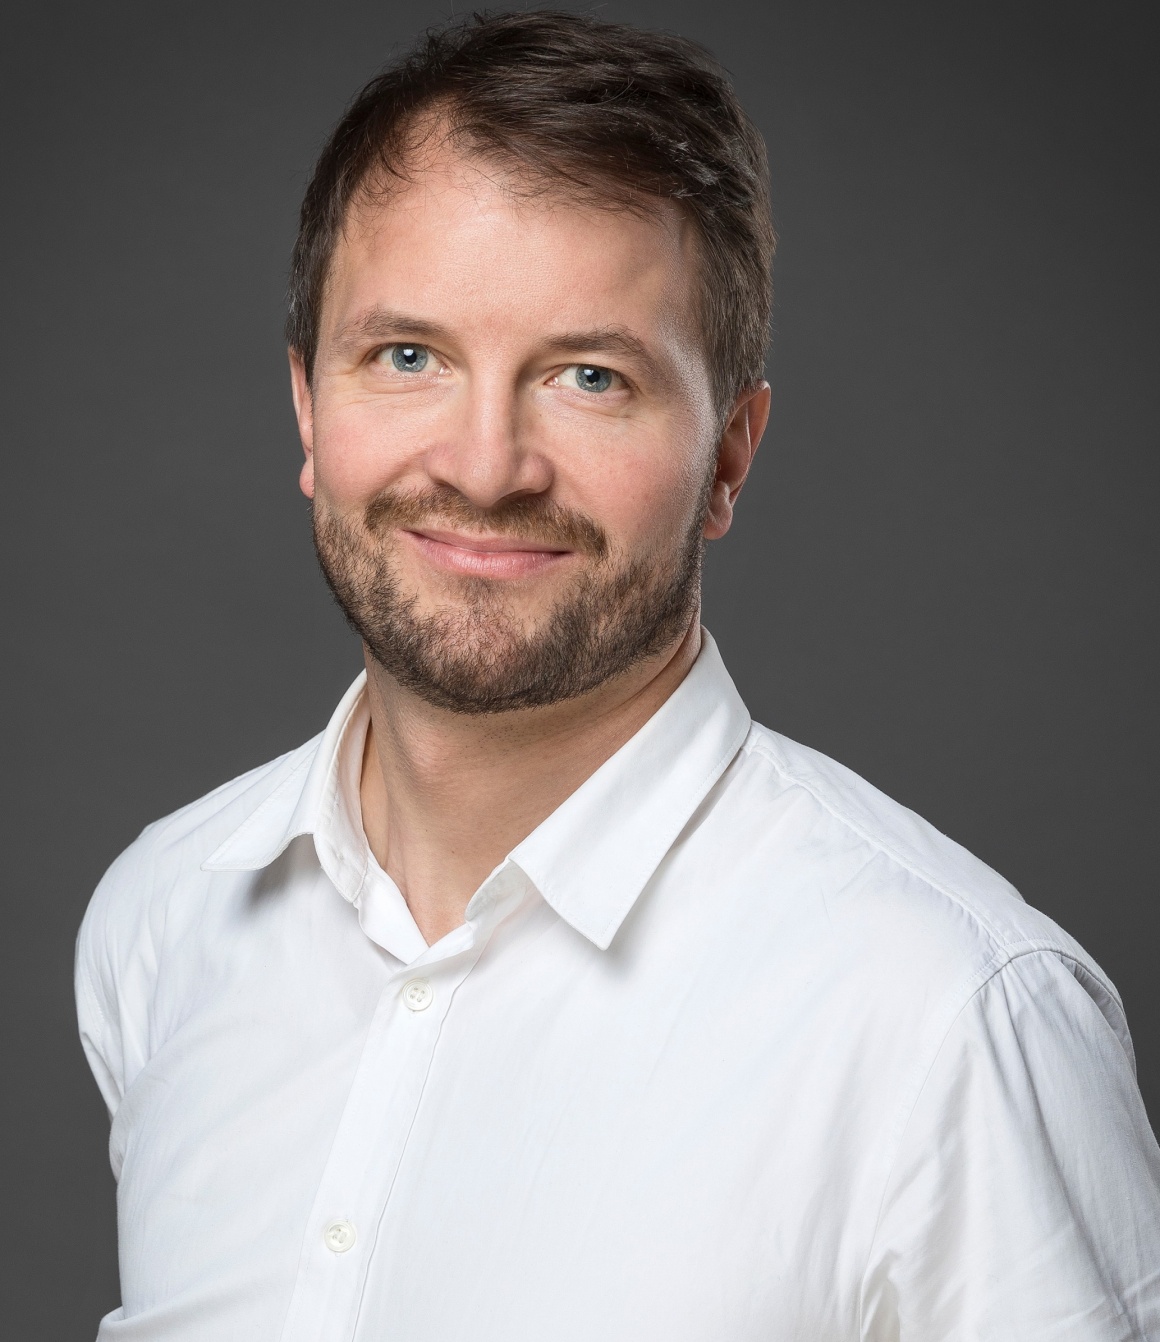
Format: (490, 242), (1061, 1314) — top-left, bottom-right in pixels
(402, 978), (433, 1011)
(323, 1219), (356, 1253)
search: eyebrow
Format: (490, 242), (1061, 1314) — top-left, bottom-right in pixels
(541, 328), (666, 382)
(331, 307), (456, 357)
(331, 307), (669, 383)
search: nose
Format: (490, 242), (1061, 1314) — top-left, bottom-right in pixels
(423, 374), (553, 510)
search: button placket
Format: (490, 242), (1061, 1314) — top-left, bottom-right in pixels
(277, 953), (478, 1342)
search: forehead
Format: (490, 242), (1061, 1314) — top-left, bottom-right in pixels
(320, 145), (703, 347)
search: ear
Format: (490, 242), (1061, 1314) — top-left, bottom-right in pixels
(288, 348), (316, 500)
(703, 381), (770, 540)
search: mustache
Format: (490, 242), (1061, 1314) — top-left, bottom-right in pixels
(364, 485), (609, 558)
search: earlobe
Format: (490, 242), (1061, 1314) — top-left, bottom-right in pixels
(703, 381), (770, 541)
(288, 348), (316, 499)
(702, 478), (735, 541)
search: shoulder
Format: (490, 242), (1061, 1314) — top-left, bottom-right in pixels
(82, 734), (319, 932)
(75, 735), (324, 1100)
(131, 735), (320, 874)
(726, 721), (1121, 1024)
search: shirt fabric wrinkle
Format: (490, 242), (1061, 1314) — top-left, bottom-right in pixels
(74, 630), (1160, 1342)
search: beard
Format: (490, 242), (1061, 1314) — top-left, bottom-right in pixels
(312, 481), (707, 715)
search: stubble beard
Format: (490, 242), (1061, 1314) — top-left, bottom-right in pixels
(312, 482), (709, 715)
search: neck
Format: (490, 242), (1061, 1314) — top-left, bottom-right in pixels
(359, 615), (702, 945)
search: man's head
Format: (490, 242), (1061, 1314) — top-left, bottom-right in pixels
(288, 11), (774, 714)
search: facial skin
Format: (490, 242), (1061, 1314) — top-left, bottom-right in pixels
(291, 144), (770, 715)
(289, 141), (769, 941)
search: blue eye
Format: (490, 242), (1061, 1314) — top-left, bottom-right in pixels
(390, 344), (429, 372)
(574, 365), (613, 393)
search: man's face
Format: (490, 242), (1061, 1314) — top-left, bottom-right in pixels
(292, 146), (760, 713)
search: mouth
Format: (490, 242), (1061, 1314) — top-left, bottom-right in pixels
(402, 527), (573, 579)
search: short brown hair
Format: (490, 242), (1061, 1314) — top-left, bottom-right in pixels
(287, 10), (775, 415)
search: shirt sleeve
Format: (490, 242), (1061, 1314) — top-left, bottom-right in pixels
(74, 832), (158, 1121)
(860, 948), (1160, 1341)
(75, 912), (125, 1118)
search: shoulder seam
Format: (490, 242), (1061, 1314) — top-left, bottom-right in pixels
(744, 732), (1122, 1012)
(744, 734), (1014, 955)
(856, 945), (1128, 1336)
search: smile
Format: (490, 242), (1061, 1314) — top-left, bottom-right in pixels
(402, 528), (573, 579)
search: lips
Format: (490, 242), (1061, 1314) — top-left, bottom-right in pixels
(402, 528), (572, 579)
(409, 528), (568, 555)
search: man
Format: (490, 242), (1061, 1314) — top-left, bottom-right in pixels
(76, 11), (1160, 1340)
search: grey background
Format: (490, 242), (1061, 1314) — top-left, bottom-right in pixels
(3, 0), (1157, 1333)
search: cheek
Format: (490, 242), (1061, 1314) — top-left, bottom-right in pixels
(568, 438), (707, 556)
(310, 396), (425, 504)
(576, 381), (716, 553)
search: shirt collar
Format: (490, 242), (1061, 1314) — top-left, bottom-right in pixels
(508, 632), (750, 947)
(204, 631), (750, 950)
(202, 672), (370, 885)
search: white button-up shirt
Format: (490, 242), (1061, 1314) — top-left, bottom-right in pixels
(76, 634), (1160, 1340)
